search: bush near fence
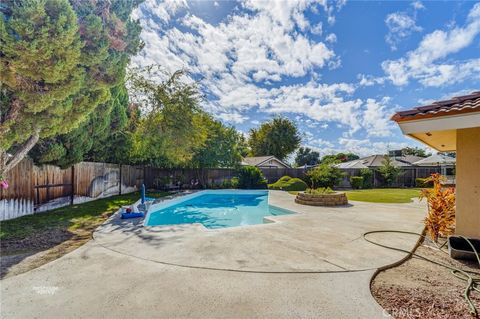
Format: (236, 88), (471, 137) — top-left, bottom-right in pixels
(350, 176), (363, 189)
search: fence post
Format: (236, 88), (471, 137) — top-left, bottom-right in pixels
(119, 164), (122, 195)
(70, 165), (75, 205)
(143, 165), (147, 188)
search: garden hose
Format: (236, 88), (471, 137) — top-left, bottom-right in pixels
(363, 230), (480, 317)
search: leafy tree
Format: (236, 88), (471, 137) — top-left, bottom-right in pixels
(305, 164), (345, 188)
(236, 134), (250, 158)
(320, 152), (359, 164)
(188, 114), (243, 186)
(344, 153), (360, 161)
(189, 114), (243, 169)
(128, 68), (207, 167)
(401, 147), (430, 157)
(248, 117), (300, 161)
(378, 156), (402, 186)
(320, 155), (340, 164)
(295, 147), (320, 167)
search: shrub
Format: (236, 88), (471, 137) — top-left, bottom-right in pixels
(230, 177), (239, 188)
(360, 168), (373, 188)
(350, 176), (363, 189)
(419, 173), (455, 242)
(305, 187), (335, 194)
(268, 176), (308, 191)
(415, 177), (433, 188)
(220, 178), (240, 189)
(221, 179), (232, 189)
(236, 166), (267, 189)
(277, 176), (292, 183)
(305, 164), (345, 188)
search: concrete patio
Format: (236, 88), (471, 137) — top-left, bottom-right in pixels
(1, 191), (426, 319)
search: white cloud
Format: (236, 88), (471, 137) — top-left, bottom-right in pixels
(311, 22), (323, 35)
(382, 3), (480, 86)
(417, 88), (477, 105)
(411, 1), (425, 11)
(357, 74), (386, 87)
(133, 0), (188, 23)
(216, 112), (249, 124)
(361, 98), (394, 137)
(325, 33), (337, 43)
(338, 138), (409, 157)
(385, 11), (422, 50)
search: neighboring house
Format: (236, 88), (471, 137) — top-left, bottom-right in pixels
(392, 91), (480, 239)
(334, 153), (440, 188)
(241, 156), (290, 168)
(335, 154), (425, 169)
(413, 154), (456, 184)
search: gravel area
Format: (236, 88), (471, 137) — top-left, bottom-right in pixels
(372, 242), (480, 319)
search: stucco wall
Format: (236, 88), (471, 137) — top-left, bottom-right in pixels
(456, 127), (480, 238)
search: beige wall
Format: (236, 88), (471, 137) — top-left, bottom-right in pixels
(456, 127), (480, 238)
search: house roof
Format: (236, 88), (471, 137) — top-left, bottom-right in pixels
(241, 156), (290, 168)
(413, 154), (456, 166)
(391, 91), (480, 122)
(391, 91), (480, 152)
(335, 154), (425, 169)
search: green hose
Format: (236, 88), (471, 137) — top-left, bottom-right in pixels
(363, 230), (480, 317)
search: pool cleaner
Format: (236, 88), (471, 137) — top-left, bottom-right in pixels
(121, 207), (144, 219)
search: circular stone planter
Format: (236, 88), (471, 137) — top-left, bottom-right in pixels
(295, 192), (348, 206)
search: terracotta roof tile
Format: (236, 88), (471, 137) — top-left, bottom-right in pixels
(392, 91), (480, 122)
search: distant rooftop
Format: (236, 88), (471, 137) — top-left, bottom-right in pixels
(241, 156), (290, 168)
(335, 154), (425, 169)
(242, 156), (275, 166)
(391, 91), (480, 122)
(413, 154), (456, 166)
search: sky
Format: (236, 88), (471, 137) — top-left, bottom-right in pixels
(131, 0), (480, 157)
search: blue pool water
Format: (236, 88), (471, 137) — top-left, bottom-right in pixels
(145, 190), (292, 229)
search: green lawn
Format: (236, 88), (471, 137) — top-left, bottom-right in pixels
(0, 191), (168, 243)
(344, 188), (422, 203)
(289, 188), (423, 203)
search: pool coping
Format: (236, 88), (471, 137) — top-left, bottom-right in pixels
(141, 189), (299, 232)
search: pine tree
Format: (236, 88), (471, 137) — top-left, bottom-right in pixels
(0, 0), (85, 177)
(25, 0), (143, 168)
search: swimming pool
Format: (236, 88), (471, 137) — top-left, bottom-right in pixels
(145, 190), (292, 229)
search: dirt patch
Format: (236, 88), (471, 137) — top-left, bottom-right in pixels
(1, 228), (74, 254)
(1, 212), (113, 279)
(372, 243), (480, 319)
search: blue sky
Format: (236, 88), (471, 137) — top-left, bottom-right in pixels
(132, 0), (480, 157)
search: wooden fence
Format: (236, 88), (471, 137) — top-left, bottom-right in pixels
(337, 166), (442, 188)
(1, 159), (144, 221)
(1, 160), (444, 221)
